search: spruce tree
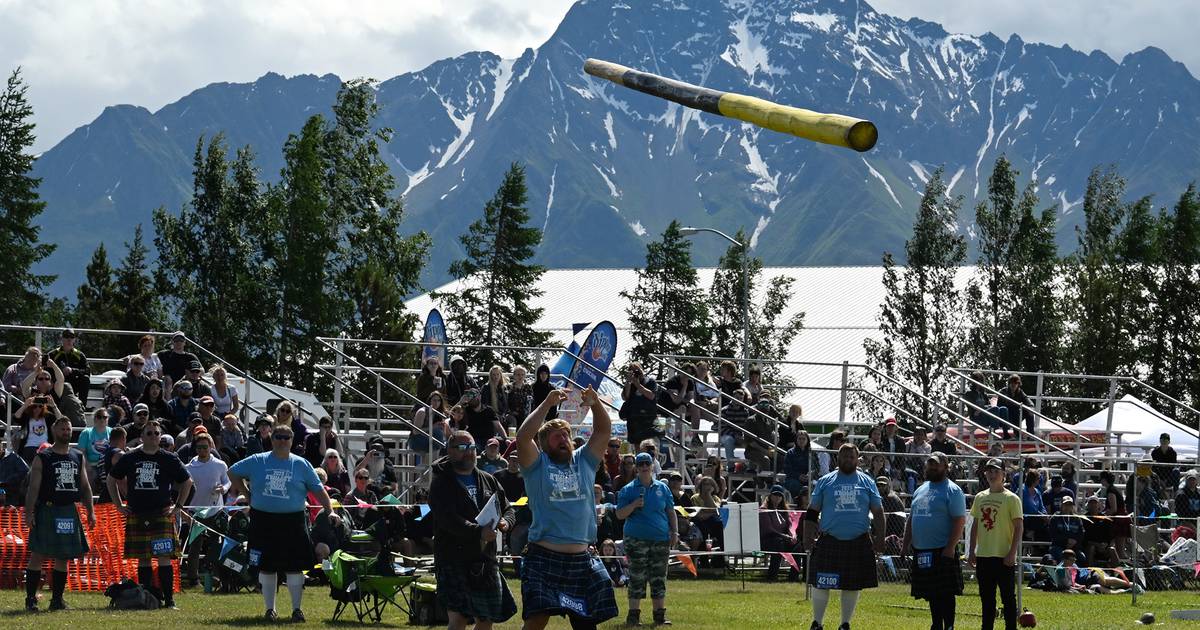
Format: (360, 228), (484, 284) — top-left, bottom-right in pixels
(964, 156), (1020, 367)
(621, 220), (709, 376)
(437, 162), (550, 369)
(73, 244), (121, 358)
(863, 168), (967, 423)
(0, 68), (55, 326)
(112, 225), (168, 334)
(1004, 185), (1062, 376)
(707, 229), (759, 361)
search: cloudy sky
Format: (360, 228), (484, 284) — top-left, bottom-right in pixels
(3, 0), (1196, 153)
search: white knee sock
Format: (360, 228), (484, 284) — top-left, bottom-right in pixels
(840, 590), (861, 625)
(812, 588), (830, 624)
(260, 572), (278, 611)
(286, 572), (304, 611)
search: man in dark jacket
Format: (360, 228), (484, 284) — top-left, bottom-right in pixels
(429, 430), (517, 627)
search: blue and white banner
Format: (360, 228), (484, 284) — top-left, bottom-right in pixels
(422, 308), (448, 368)
(569, 321), (617, 391)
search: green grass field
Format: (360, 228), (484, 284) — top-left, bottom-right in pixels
(0, 579), (1195, 629)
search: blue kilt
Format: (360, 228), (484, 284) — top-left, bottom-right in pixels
(520, 544), (618, 623)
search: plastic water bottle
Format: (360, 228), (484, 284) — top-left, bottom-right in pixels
(201, 570), (212, 594)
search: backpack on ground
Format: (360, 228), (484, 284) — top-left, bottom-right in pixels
(104, 578), (161, 610)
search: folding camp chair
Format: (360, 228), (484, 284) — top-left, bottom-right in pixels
(327, 549), (417, 624)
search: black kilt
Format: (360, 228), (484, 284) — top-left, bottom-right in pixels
(247, 509), (316, 573)
(809, 533), (877, 591)
(435, 559), (517, 622)
(909, 548), (964, 600)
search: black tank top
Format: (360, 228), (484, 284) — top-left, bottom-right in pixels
(37, 449), (83, 506)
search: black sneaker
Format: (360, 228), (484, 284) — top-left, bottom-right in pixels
(291, 609), (305, 623)
(809, 623), (822, 630)
(838, 624), (851, 630)
(25, 597), (38, 613)
(162, 599), (178, 610)
(264, 609), (278, 622)
(48, 599), (68, 611)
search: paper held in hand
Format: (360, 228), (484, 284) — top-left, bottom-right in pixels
(476, 493), (499, 530)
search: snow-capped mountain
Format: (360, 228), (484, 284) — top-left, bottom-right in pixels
(32, 0), (1200, 295)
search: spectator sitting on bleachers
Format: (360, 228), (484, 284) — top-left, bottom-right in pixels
(859, 424), (883, 451)
(701, 455), (728, 498)
(495, 452), (525, 503)
(135, 378), (171, 423)
(866, 452), (891, 483)
(1082, 496), (1119, 567)
(174, 414), (207, 463)
(530, 363), (558, 421)
(718, 388), (752, 471)
(13, 394), (55, 463)
(876, 475), (906, 538)
(620, 363), (660, 445)
(1049, 496), (1087, 563)
(356, 437), (398, 497)
(715, 361), (742, 400)
(690, 476), (725, 568)
(483, 365), (510, 424)
(304, 416), (340, 468)
(46, 328), (90, 404)
(181, 360), (211, 399)
(881, 417), (905, 465)
(119, 403), (150, 447)
(343, 469), (379, 529)
(759, 486), (802, 581)
(666, 471), (691, 508)
(411, 391), (450, 464)
(21, 359), (83, 426)
(166, 380), (198, 435)
(903, 427), (931, 493)
(1177, 472), (1200, 518)
(321, 449), (351, 498)
(156, 332), (199, 393)
(1022, 470), (1049, 541)
(274, 401), (307, 456)
(218, 413), (244, 462)
(637, 439), (664, 477)
(101, 378), (133, 421)
(743, 394), (778, 472)
(1060, 461), (1079, 495)
(444, 354), (477, 405)
(1150, 433), (1179, 498)
(745, 365), (764, 402)
(208, 365), (239, 417)
(929, 424), (957, 456)
(479, 437), (505, 474)
(1043, 475), (1075, 514)
(121, 353), (151, 404)
(780, 404), (802, 450)
(3, 347), (42, 397)
(196, 395), (221, 436)
(816, 431), (846, 477)
(595, 484), (621, 544)
(603, 438), (622, 481)
(245, 415), (272, 456)
(126, 335), (162, 380)
(689, 361), (719, 425)
(964, 372), (1011, 439)
(783, 430), (814, 498)
(460, 388), (505, 449)
(1012, 456), (1046, 493)
(77, 408), (111, 481)
(414, 356), (445, 410)
(506, 365), (532, 428)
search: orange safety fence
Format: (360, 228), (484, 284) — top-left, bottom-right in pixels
(0, 504), (181, 593)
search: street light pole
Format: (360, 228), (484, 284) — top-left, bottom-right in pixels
(679, 226), (751, 365)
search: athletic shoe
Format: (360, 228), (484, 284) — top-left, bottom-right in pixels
(838, 624), (851, 630)
(162, 599), (178, 610)
(626, 609), (642, 626)
(291, 609), (305, 623)
(48, 599), (68, 611)
(809, 623), (822, 630)
(264, 609), (278, 622)
(24, 597), (38, 613)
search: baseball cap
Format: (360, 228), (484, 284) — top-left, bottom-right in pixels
(188, 360), (203, 371)
(984, 458), (1004, 471)
(171, 331), (186, 341)
(885, 417), (897, 426)
(199, 395), (215, 405)
(160, 434), (175, 448)
(667, 471), (683, 481)
(177, 380), (193, 392)
(133, 403), (149, 414)
(189, 412), (203, 424)
(193, 425), (209, 437)
(1060, 495), (1074, 504)
(875, 475), (890, 484)
(61, 328), (76, 338)
(926, 452), (948, 467)
(769, 484), (786, 496)
(635, 452), (654, 465)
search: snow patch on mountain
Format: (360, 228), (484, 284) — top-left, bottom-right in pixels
(790, 11), (838, 32)
(863, 158), (901, 207)
(486, 57), (517, 120)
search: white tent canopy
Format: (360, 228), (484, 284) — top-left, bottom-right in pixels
(1050, 394), (1199, 458)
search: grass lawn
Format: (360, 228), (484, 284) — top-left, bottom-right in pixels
(0, 578), (1195, 629)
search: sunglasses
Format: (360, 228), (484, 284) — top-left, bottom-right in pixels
(451, 443), (476, 451)
(195, 443), (211, 449)
(143, 431), (161, 437)
(272, 433), (291, 440)
(326, 455), (338, 459)
(356, 475), (369, 480)
(636, 461), (652, 467)
(136, 411), (149, 416)
(36, 377), (51, 381)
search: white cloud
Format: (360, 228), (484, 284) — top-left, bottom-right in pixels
(2, 0), (1196, 153)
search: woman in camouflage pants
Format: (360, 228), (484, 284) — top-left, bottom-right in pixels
(615, 452), (678, 626)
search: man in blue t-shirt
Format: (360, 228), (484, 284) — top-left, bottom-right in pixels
(803, 442), (884, 630)
(516, 386), (619, 629)
(902, 452), (966, 630)
(229, 424), (330, 622)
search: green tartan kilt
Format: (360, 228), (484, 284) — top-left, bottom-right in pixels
(124, 511), (180, 560)
(28, 504), (89, 560)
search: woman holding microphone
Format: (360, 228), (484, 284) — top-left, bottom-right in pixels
(615, 452), (678, 626)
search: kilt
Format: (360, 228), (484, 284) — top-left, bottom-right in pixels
(909, 548), (963, 600)
(435, 559), (517, 622)
(520, 544), (618, 622)
(125, 511), (179, 560)
(809, 533), (877, 591)
(29, 504), (89, 559)
(247, 509), (315, 573)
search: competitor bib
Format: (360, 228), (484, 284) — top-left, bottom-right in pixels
(916, 551), (933, 570)
(151, 538), (174, 555)
(55, 518), (76, 535)
(815, 572), (840, 589)
(222, 557), (244, 573)
(248, 549), (262, 566)
(558, 592), (587, 616)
